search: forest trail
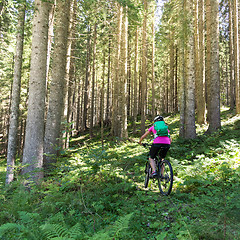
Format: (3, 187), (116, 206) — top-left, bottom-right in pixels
(0, 109), (239, 239)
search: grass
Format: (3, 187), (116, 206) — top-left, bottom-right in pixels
(0, 108), (240, 239)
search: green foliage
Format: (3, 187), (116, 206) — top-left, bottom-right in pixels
(0, 110), (240, 239)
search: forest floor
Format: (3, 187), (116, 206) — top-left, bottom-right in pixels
(0, 108), (240, 240)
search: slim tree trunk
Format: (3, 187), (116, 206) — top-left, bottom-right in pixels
(111, 4), (122, 136)
(233, 0), (240, 113)
(174, 48), (178, 112)
(22, 0), (52, 182)
(229, 0), (235, 109)
(46, 4), (55, 82)
(205, 0), (211, 122)
(120, 7), (128, 139)
(64, 0), (77, 148)
(169, 32), (174, 113)
(105, 39), (111, 123)
(141, 0), (148, 134)
(152, 20), (156, 117)
(82, 32), (91, 131)
(197, 0), (206, 123)
(101, 52), (106, 147)
(90, 23), (97, 138)
(6, 2), (26, 184)
(194, 0), (205, 124)
(206, 0), (221, 133)
(44, 0), (70, 171)
(185, 1), (196, 139)
(133, 27), (139, 134)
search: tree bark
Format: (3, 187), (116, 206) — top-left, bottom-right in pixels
(197, 0), (206, 124)
(185, 1), (196, 139)
(63, 0), (77, 148)
(233, 0), (240, 113)
(105, 39), (111, 123)
(206, 0), (221, 133)
(22, 0), (52, 182)
(152, 20), (156, 117)
(205, 0), (211, 122)
(82, 31), (91, 131)
(6, 2), (26, 184)
(141, 0), (148, 135)
(169, 31), (174, 113)
(229, 0), (235, 109)
(111, 4), (122, 136)
(120, 7), (128, 139)
(133, 27), (139, 134)
(90, 23), (97, 138)
(44, 0), (70, 171)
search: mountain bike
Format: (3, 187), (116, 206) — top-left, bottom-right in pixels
(142, 143), (173, 195)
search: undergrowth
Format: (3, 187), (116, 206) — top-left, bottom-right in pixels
(0, 108), (240, 239)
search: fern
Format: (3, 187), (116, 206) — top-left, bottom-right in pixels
(0, 222), (41, 239)
(40, 224), (69, 239)
(40, 222), (85, 240)
(0, 223), (24, 236)
(111, 213), (133, 238)
(90, 213), (133, 240)
(67, 223), (85, 239)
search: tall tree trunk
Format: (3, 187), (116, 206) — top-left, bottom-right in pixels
(120, 7), (128, 139)
(64, 0), (77, 148)
(111, 4), (123, 136)
(205, 0), (211, 122)
(206, 0), (221, 133)
(105, 39), (111, 123)
(197, 0), (206, 123)
(6, 2), (26, 184)
(185, 1), (196, 139)
(90, 24), (97, 138)
(174, 48), (178, 112)
(133, 27), (139, 134)
(229, 0), (235, 109)
(141, 0), (148, 135)
(46, 4), (55, 82)
(44, 0), (70, 171)
(195, 0), (206, 124)
(101, 51), (106, 147)
(169, 31), (174, 113)
(82, 31), (91, 131)
(152, 20), (156, 117)
(127, 38), (131, 118)
(233, 0), (240, 113)
(22, 0), (52, 182)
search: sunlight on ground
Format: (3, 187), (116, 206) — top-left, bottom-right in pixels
(0, 165), (5, 189)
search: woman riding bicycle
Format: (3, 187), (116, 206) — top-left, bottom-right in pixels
(139, 116), (172, 178)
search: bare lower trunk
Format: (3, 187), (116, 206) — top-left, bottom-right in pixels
(6, 2), (26, 184)
(22, 0), (52, 182)
(44, 0), (71, 171)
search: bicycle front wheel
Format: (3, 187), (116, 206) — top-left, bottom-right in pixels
(157, 159), (173, 195)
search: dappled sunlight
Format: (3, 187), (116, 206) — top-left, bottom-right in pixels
(1, 110), (240, 239)
(0, 165), (5, 189)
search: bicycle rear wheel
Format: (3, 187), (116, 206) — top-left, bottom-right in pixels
(144, 162), (151, 188)
(157, 159), (173, 195)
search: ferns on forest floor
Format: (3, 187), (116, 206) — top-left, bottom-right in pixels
(0, 110), (240, 239)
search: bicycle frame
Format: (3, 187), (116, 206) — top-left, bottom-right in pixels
(142, 143), (173, 195)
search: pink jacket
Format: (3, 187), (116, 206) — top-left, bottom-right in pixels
(148, 125), (171, 144)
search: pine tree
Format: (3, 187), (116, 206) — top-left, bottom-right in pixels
(22, 0), (52, 181)
(6, 2), (26, 184)
(44, 0), (71, 171)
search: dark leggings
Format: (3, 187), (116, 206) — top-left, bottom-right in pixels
(149, 144), (170, 159)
